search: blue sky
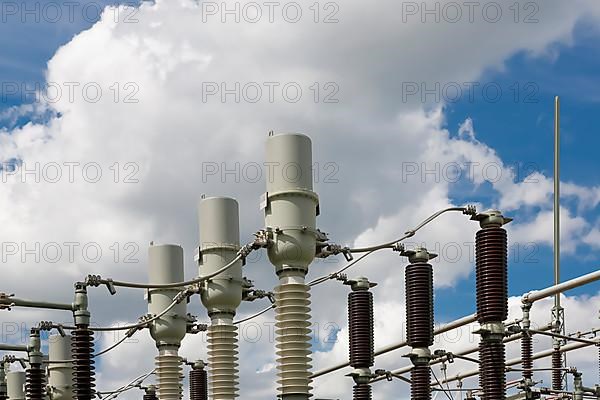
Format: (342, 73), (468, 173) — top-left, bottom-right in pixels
(436, 20), (600, 319)
(1, 1), (598, 319)
(1, 2), (599, 398)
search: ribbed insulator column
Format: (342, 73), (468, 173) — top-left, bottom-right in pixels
(405, 259), (433, 400)
(208, 324), (238, 399)
(25, 364), (44, 400)
(352, 384), (371, 400)
(405, 262), (434, 348)
(521, 333), (533, 381)
(274, 281), (312, 398)
(348, 290), (374, 368)
(190, 366), (208, 400)
(155, 348), (183, 400)
(347, 278), (375, 400)
(475, 227), (508, 323)
(551, 349), (563, 391)
(479, 342), (506, 400)
(72, 325), (95, 400)
(410, 365), (431, 400)
(475, 223), (508, 400)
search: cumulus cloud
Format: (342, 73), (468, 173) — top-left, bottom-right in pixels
(1, 0), (600, 399)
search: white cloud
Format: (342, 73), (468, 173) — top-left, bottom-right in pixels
(1, 0), (600, 399)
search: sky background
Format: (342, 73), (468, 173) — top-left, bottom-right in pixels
(0, 0), (599, 399)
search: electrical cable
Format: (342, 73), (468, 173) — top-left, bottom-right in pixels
(91, 252), (245, 290)
(45, 334), (133, 365)
(58, 290), (188, 333)
(100, 370), (155, 400)
(309, 250), (377, 287)
(234, 250), (379, 325)
(232, 208), (475, 326)
(233, 304), (275, 325)
(94, 335), (130, 357)
(348, 207), (474, 253)
(431, 368), (453, 400)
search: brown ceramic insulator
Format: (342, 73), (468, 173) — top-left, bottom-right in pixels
(72, 325), (95, 400)
(190, 368), (208, 400)
(478, 341), (506, 400)
(25, 364), (44, 400)
(475, 227), (508, 324)
(352, 384), (372, 400)
(405, 262), (434, 348)
(348, 290), (374, 368)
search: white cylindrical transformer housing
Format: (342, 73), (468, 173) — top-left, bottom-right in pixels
(198, 196), (243, 314)
(7, 372), (25, 400)
(48, 334), (73, 400)
(264, 133), (318, 399)
(198, 196), (243, 399)
(147, 244), (187, 347)
(264, 133), (319, 273)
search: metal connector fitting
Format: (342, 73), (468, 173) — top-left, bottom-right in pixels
(470, 209), (513, 228)
(346, 368), (373, 385)
(400, 247), (438, 264)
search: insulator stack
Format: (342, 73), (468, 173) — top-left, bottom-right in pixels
(521, 333), (533, 381)
(0, 368), (6, 400)
(352, 384), (371, 400)
(155, 349), (183, 400)
(198, 197), (243, 399)
(265, 133), (319, 399)
(24, 364), (44, 400)
(348, 290), (374, 367)
(274, 280), (312, 397)
(410, 365), (431, 400)
(72, 325), (95, 400)
(551, 349), (563, 391)
(346, 277), (376, 400)
(405, 262), (434, 348)
(474, 211), (511, 400)
(475, 227), (508, 323)
(478, 342), (506, 400)
(207, 324), (239, 399)
(190, 363), (208, 400)
(143, 387), (158, 400)
(403, 248), (435, 400)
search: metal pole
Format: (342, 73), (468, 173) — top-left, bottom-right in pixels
(522, 270), (600, 304)
(311, 313), (477, 379)
(370, 324), (553, 384)
(0, 345), (27, 352)
(0, 296), (73, 311)
(315, 268), (600, 380)
(436, 339), (599, 385)
(554, 95), (561, 309)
